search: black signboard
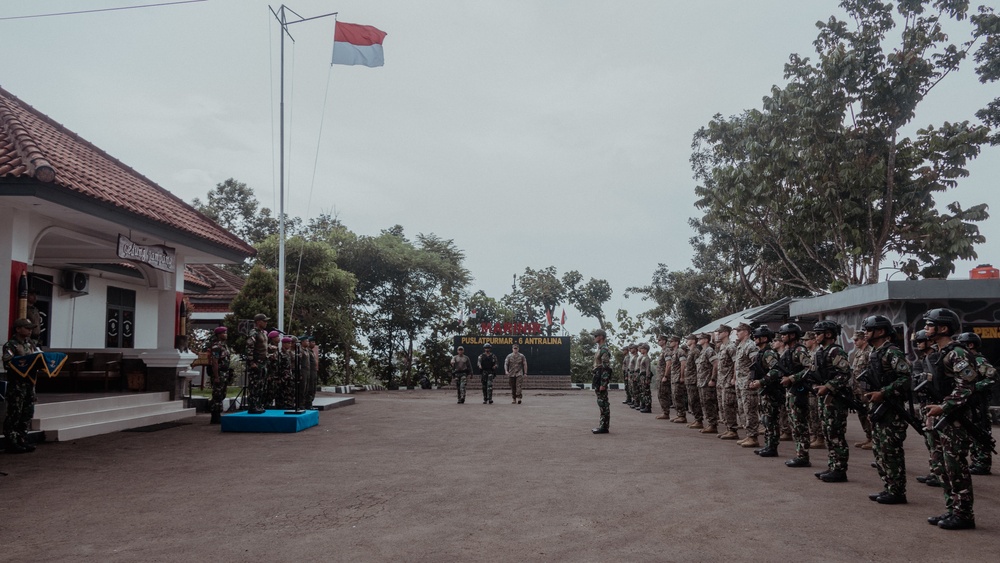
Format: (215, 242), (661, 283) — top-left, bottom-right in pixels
(454, 335), (570, 376)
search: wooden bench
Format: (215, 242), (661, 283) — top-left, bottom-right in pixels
(73, 352), (123, 391)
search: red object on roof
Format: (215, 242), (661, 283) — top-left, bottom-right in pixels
(0, 86), (255, 258)
(970, 264), (999, 279)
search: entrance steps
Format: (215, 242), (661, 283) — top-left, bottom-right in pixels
(32, 392), (195, 442)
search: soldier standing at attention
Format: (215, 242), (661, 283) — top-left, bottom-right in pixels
(591, 328), (612, 434)
(450, 346), (473, 404)
(858, 315), (911, 503)
(667, 336), (688, 423)
(715, 325), (740, 440)
(505, 343), (527, 404)
(275, 336), (296, 409)
(810, 320), (852, 483)
(627, 343), (639, 409)
(735, 323), (761, 448)
(955, 332), (996, 476)
(911, 330), (942, 488)
(208, 326), (233, 424)
(637, 343), (652, 413)
(684, 335), (704, 429)
(803, 331), (826, 450)
(477, 343), (497, 405)
(3, 318), (40, 453)
(748, 326), (782, 457)
(923, 308), (978, 530)
(696, 333), (719, 434)
(621, 345), (633, 406)
(849, 330), (875, 450)
(778, 323), (813, 468)
(655, 335), (674, 420)
(245, 314), (270, 414)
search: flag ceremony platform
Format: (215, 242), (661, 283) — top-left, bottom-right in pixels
(221, 409), (319, 433)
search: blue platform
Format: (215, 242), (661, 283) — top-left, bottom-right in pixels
(221, 409), (319, 433)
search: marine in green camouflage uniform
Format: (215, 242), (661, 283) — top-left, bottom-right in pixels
(848, 333), (875, 449)
(857, 316), (911, 503)
(809, 320), (852, 483)
(451, 347), (473, 404)
(684, 336), (703, 428)
(748, 326), (781, 456)
(714, 325), (739, 440)
(667, 336), (688, 423)
(956, 332), (995, 476)
(695, 334), (718, 433)
(656, 335), (674, 419)
(734, 324), (760, 448)
(208, 327), (233, 424)
(275, 337), (297, 409)
(924, 308), (978, 530)
(2, 318), (40, 452)
(777, 323), (812, 466)
(637, 343), (652, 413)
(592, 329), (612, 433)
(244, 314), (270, 414)
(910, 330), (941, 487)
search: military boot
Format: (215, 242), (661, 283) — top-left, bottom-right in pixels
(699, 425), (718, 434)
(671, 415), (688, 423)
(718, 430), (739, 440)
(741, 437), (760, 448)
(687, 421), (704, 429)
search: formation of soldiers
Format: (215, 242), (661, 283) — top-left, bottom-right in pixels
(595, 308), (996, 531)
(239, 313), (320, 415)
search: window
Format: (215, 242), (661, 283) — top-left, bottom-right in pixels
(106, 287), (136, 348)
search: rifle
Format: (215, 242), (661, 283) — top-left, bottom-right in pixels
(920, 374), (997, 455)
(803, 369), (869, 417)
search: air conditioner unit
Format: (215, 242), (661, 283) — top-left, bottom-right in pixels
(62, 271), (89, 296)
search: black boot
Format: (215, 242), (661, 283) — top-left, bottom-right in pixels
(210, 412), (221, 424)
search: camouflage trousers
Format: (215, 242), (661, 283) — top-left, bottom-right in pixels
(872, 412), (907, 496)
(275, 371), (297, 409)
(247, 366), (268, 412)
(856, 392), (873, 440)
(780, 405), (791, 435)
(785, 390), (811, 460)
(808, 394), (823, 439)
(819, 395), (849, 472)
(657, 376), (673, 415)
(3, 378), (35, 447)
(737, 385), (760, 437)
(671, 377), (687, 417)
(720, 386), (739, 432)
(596, 388), (610, 430)
(915, 405), (942, 478)
(699, 386), (719, 427)
(932, 422), (974, 521)
(970, 405), (993, 471)
(639, 373), (652, 410)
(624, 372), (634, 404)
(455, 374), (468, 402)
(509, 374), (523, 400)
(209, 369), (235, 418)
(760, 390), (783, 451)
(481, 371), (494, 402)
(686, 384), (703, 423)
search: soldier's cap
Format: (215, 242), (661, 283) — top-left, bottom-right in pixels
(457, 346), (464, 351)
(736, 323), (752, 332)
(483, 343), (492, 348)
(628, 343), (638, 349)
(684, 334), (696, 341)
(697, 332), (711, 340)
(213, 326), (228, 334)
(668, 335), (681, 342)
(13, 318), (34, 329)
(281, 336), (292, 343)
(268, 330), (280, 339)
(803, 331), (817, 340)
(852, 330), (866, 340)
(253, 313), (269, 322)
(716, 324), (732, 334)
(639, 342), (650, 350)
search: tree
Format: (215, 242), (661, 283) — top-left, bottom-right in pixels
(562, 270), (613, 330)
(628, 265), (715, 338)
(691, 0), (994, 293)
(514, 266), (566, 335)
(226, 264), (278, 351)
(569, 329), (597, 384)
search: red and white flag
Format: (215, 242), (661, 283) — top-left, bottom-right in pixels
(332, 22), (387, 67)
(560, 309), (566, 325)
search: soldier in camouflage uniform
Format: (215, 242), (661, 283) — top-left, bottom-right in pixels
(2, 318), (40, 453)
(696, 333), (718, 434)
(668, 336), (688, 423)
(809, 320), (852, 483)
(261, 330), (281, 409)
(715, 325), (739, 440)
(778, 323), (812, 467)
(849, 331), (875, 450)
(244, 314), (270, 414)
(627, 344), (639, 409)
(858, 315), (912, 503)
(956, 332), (995, 476)
(803, 331), (825, 450)
(505, 344), (528, 404)
(684, 335), (703, 429)
(911, 330), (942, 487)
(274, 336), (297, 409)
(749, 326), (782, 457)
(735, 323), (760, 448)
(637, 343), (652, 413)
(477, 342), (498, 405)
(208, 326), (233, 424)
(621, 345), (633, 406)
(451, 346), (473, 404)
(655, 335), (674, 420)
(924, 308), (979, 530)
(592, 328), (612, 434)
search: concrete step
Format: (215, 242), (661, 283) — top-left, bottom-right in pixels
(34, 392), (172, 418)
(33, 401), (191, 431)
(45, 407), (196, 442)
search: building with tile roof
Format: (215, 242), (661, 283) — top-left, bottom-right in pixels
(1, 85), (255, 397)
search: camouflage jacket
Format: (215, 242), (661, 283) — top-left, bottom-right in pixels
(696, 344), (716, 387)
(734, 339), (757, 388)
(716, 340), (737, 388)
(594, 343), (611, 387)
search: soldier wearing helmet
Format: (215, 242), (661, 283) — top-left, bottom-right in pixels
(923, 308), (979, 530)
(910, 328), (939, 488)
(748, 325), (782, 456)
(776, 322), (814, 468)
(591, 328), (611, 434)
(477, 342), (498, 404)
(810, 320), (853, 483)
(955, 332), (996, 477)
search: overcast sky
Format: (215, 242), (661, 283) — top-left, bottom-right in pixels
(3, 0), (998, 335)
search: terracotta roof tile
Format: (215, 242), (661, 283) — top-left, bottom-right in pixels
(0, 86), (255, 258)
(186, 264), (245, 301)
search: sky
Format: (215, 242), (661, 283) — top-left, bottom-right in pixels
(3, 0), (999, 336)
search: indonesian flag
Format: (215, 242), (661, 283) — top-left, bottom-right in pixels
(561, 309), (566, 325)
(332, 22), (387, 67)
(546, 309), (553, 326)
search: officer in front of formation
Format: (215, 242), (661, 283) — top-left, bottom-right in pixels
(2, 318), (40, 453)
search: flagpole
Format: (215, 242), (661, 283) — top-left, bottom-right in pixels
(270, 4), (338, 332)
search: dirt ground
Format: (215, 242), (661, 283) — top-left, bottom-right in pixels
(2, 389), (997, 562)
